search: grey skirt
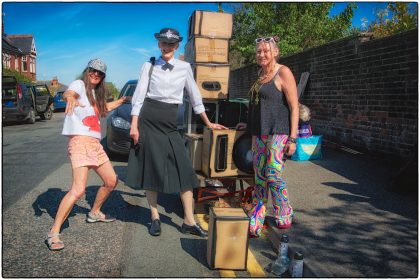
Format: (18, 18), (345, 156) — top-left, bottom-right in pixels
(125, 98), (199, 193)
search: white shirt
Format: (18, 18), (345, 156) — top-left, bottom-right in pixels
(62, 80), (101, 139)
(131, 57), (205, 116)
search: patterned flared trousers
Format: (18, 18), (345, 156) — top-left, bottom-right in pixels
(248, 134), (294, 237)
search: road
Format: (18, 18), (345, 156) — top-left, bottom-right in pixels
(2, 112), (277, 277)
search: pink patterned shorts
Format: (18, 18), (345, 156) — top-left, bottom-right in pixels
(68, 135), (109, 169)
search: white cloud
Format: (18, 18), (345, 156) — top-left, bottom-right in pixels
(131, 48), (151, 57)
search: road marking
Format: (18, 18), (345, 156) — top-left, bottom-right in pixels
(219, 270), (236, 277)
(195, 211), (266, 278)
(247, 249), (266, 277)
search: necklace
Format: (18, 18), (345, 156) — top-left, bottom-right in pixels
(248, 66), (276, 105)
(258, 67), (274, 82)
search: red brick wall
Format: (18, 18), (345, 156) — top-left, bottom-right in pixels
(229, 29), (418, 159)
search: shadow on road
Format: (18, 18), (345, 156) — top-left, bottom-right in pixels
(180, 237), (208, 267)
(31, 185), (186, 233)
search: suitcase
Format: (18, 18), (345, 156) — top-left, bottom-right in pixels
(207, 207), (250, 270)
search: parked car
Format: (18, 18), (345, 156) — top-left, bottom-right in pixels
(2, 76), (54, 124)
(53, 90), (66, 111)
(105, 79), (185, 155)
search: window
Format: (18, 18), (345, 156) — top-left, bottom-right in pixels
(3, 53), (11, 68)
(22, 56), (28, 71)
(15, 56), (19, 70)
(30, 57), (36, 73)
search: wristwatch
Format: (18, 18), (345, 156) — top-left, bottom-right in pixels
(287, 137), (297, 144)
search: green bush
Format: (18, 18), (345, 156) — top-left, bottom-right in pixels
(2, 68), (35, 84)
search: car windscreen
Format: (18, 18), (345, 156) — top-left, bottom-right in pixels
(122, 84), (137, 97)
(34, 85), (50, 96)
(2, 88), (17, 99)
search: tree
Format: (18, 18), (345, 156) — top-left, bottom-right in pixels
(229, 3), (355, 69)
(105, 82), (119, 101)
(2, 67), (34, 84)
(368, 3), (418, 38)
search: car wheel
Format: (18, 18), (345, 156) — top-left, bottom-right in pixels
(41, 107), (53, 120)
(27, 108), (36, 124)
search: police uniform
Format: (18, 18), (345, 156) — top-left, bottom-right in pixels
(126, 28), (205, 194)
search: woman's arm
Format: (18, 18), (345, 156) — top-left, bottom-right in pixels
(63, 90), (83, 115)
(185, 64), (227, 130)
(277, 66), (299, 156)
(129, 62), (149, 145)
(106, 97), (126, 112)
(198, 112), (227, 129)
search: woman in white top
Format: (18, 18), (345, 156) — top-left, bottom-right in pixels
(126, 28), (226, 237)
(46, 59), (125, 251)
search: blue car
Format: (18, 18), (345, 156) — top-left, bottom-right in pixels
(53, 90), (66, 111)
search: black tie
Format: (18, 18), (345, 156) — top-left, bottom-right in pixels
(162, 62), (174, 71)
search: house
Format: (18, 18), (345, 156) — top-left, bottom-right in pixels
(37, 76), (67, 96)
(2, 33), (23, 72)
(2, 34), (37, 80)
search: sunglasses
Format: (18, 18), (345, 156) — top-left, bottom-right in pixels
(88, 68), (105, 78)
(255, 37), (275, 44)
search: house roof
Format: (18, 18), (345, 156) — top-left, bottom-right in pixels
(2, 34), (23, 55)
(8, 35), (34, 55)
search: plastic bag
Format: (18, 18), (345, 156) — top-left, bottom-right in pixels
(291, 135), (322, 161)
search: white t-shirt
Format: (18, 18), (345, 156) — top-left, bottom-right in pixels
(62, 80), (101, 139)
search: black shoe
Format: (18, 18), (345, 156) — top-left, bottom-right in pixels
(149, 219), (161, 236)
(181, 223), (208, 237)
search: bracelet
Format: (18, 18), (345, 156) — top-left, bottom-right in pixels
(287, 137), (297, 144)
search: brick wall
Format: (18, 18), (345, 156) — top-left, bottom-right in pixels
(229, 29), (418, 159)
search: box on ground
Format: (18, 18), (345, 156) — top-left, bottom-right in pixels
(291, 135), (323, 161)
(185, 37), (229, 64)
(188, 10), (233, 39)
(185, 133), (203, 171)
(201, 127), (251, 177)
(192, 64), (230, 99)
(207, 207), (250, 270)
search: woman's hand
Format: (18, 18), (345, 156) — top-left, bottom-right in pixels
(284, 142), (296, 156)
(65, 95), (84, 115)
(207, 122), (227, 130)
(107, 96), (126, 112)
(235, 122), (247, 130)
(129, 126), (140, 145)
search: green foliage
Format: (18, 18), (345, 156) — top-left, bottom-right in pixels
(368, 2), (418, 38)
(105, 82), (119, 100)
(230, 3), (355, 69)
(2, 67), (34, 84)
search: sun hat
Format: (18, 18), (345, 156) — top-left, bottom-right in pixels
(87, 59), (107, 74)
(154, 28), (183, 43)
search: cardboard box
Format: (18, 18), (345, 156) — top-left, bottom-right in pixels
(207, 207), (250, 270)
(185, 133), (203, 171)
(201, 127), (250, 178)
(188, 10), (233, 39)
(192, 64), (230, 99)
(185, 37), (229, 64)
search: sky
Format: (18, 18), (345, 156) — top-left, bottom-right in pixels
(2, 2), (399, 90)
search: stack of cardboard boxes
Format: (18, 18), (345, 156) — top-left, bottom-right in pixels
(184, 12), (251, 271)
(183, 10), (251, 178)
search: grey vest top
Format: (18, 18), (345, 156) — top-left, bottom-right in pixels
(247, 73), (290, 136)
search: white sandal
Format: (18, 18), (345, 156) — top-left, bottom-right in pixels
(46, 232), (64, 251)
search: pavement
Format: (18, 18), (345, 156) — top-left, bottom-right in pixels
(263, 144), (418, 278)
